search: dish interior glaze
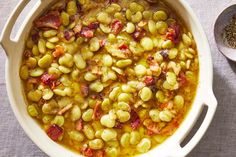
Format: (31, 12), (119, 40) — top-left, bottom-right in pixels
(19, 0), (199, 156)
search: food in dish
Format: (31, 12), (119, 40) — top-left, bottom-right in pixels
(19, 0), (199, 156)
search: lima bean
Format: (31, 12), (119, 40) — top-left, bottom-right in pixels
(136, 138), (151, 153)
(83, 124), (95, 140)
(74, 53), (86, 69)
(68, 131), (84, 142)
(71, 105), (81, 121)
(101, 129), (117, 141)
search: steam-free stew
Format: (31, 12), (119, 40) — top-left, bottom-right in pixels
(20, 0), (199, 156)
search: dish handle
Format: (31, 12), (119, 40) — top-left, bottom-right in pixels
(0, 0), (30, 57)
(168, 90), (217, 157)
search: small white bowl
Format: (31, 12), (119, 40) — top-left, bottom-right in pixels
(214, 4), (236, 62)
(0, 0), (217, 157)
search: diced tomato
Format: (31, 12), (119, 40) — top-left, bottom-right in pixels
(111, 20), (123, 35)
(46, 124), (63, 141)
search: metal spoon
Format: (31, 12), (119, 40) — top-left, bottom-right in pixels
(214, 4), (236, 61)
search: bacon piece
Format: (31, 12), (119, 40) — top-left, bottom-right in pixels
(41, 73), (58, 88)
(160, 50), (169, 60)
(46, 124), (63, 141)
(51, 81), (61, 90)
(111, 20), (123, 35)
(159, 71), (167, 80)
(75, 119), (83, 131)
(88, 22), (100, 29)
(130, 110), (141, 130)
(35, 11), (61, 30)
(114, 121), (123, 129)
(166, 23), (181, 44)
(81, 148), (94, 157)
(24, 50), (32, 58)
(149, 85), (158, 93)
(99, 39), (106, 47)
(80, 83), (89, 97)
(132, 29), (146, 41)
(31, 32), (39, 44)
(91, 93), (104, 100)
(178, 72), (187, 87)
(80, 27), (94, 38)
(53, 45), (64, 58)
(117, 74), (128, 83)
(58, 103), (73, 115)
(143, 119), (160, 134)
(64, 30), (74, 41)
(147, 56), (154, 64)
(92, 102), (102, 120)
(144, 76), (155, 86)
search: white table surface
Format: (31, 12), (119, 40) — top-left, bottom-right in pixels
(1, 0), (236, 156)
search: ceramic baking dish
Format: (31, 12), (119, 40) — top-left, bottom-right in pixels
(0, 0), (217, 156)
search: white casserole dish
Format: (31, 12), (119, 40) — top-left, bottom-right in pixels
(0, 0), (217, 157)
